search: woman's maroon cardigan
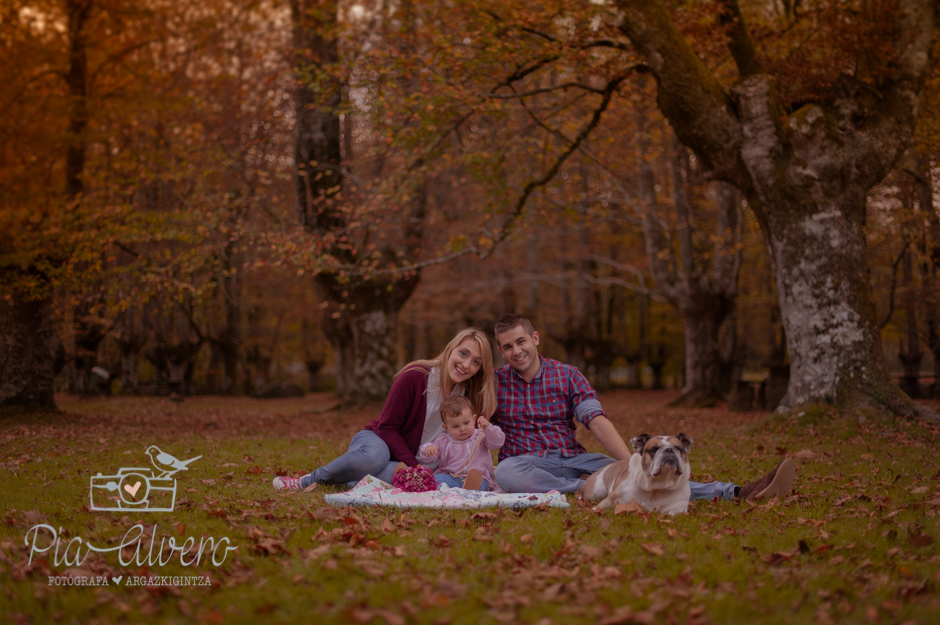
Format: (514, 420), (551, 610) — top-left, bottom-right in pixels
(363, 367), (431, 467)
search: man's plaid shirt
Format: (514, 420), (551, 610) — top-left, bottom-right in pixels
(495, 356), (606, 461)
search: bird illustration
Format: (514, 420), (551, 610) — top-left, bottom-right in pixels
(145, 446), (202, 478)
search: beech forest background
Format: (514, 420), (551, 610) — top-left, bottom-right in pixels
(2, 0), (939, 414)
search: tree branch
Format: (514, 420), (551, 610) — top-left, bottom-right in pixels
(580, 40), (629, 51)
(880, 240), (910, 329)
(716, 0), (763, 76)
(341, 246), (480, 277)
(615, 0), (747, 184)
(493, 55), (563, 92)
(481, 82), (613, 99)
(634, 109), (680, 303)
(851, 0), (935, 188)
(481, 77), (625, 257)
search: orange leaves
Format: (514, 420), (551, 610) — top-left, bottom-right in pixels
(578, 544), (602, 558)
(597, 601), (672, 625)
(907, 528), (934, 548)
(640, 543), (665, 557)
(252, 539), (291, 557)
(553, 540), (575, 558)
(761, 550), (797, 565)
(614, 500), (645, 515)
(351, 608), (405, 625)
(247, 525), (292, 556)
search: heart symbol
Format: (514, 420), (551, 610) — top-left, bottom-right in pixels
(112, 576), (123, 585)
(123, 481), (141, 498)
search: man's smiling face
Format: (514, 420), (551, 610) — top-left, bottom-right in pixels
(497, 324), (541, 381)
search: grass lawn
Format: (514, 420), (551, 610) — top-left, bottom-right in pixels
(1, 390), (939, 624)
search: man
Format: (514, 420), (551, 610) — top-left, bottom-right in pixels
(492, 314), (795, 501)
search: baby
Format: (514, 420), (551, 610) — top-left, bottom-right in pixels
(418, 395), (505, 491)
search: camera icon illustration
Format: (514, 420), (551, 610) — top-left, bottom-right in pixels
(89, 446), (201, 512)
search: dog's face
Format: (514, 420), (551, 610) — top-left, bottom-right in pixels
(630, 433), (693, 478)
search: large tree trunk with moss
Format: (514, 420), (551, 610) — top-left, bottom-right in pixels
(761, 191), (910, 411)
(0, 298), (59, 411)
(616, 0), (936, 417)
(292, 0), (425, 402)
(321, 290), (411, 399)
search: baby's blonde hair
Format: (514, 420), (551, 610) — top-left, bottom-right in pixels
(440, 395), (473, 423)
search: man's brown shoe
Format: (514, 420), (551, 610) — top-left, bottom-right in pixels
(463, 469), (484, 491)
(739, 458), (796, 501)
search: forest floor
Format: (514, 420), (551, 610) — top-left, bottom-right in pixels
(1, 391), (939, 625)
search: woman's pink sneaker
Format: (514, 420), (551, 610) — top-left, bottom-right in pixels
(272, 476), (303, 491)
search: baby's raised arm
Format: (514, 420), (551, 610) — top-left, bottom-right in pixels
(482, 423), (505, 450)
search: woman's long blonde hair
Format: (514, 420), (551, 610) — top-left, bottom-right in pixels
(397, 328), (497, 418)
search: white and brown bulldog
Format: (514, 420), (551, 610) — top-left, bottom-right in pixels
(581, 433), (693, 515)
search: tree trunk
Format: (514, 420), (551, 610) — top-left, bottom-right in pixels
(349, 309), (397, 398)
(66, 360), (85, 393)
(674, 309), (724, 407)
(616, 0), (936, 417)
(900, 151), (940, 398)
(292, 0), (425, 402)
(326, 316), (354, 397)
(763, 193), (910, 412)
(115, 305), (145, 395)
(624, 355), (642, 389)
(647, 342), (667, 390)
(320, 280), (417, 402)
(898, 266), (922, 384)
(219, 252), (242, 394)
(718, 307), (740, 394)
(898, 184), (923, 398)
(121, 347), (139, 394)
(634, 118), (740, 407)
(0, 298), (59, 411)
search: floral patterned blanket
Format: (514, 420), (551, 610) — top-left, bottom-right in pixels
(324, 475), (569, 509)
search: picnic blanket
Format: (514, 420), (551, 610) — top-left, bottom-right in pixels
(324, 475), (569, 510)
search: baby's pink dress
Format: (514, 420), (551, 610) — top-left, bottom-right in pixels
(417, 425), (505, 485)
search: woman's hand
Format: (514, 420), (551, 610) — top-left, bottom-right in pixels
(424, 445), (439, 456)
(476, 415), (490, 430)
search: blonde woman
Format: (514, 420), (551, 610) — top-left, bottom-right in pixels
(273, 328), (497, 490)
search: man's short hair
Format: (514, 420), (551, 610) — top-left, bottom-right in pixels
(440, 395), (473, 422)
(494, 314), (535, 340)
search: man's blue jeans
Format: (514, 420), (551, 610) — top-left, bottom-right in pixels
(494, 451), (737, 499)
(300, 430), (399, 489)
(494, 451), (617, 494)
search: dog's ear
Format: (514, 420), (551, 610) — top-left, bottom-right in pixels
(630, 434), (651, 454)
(677, 433), (693, 453)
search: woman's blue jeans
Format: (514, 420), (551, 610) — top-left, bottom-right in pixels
(300, 430), (399, 489)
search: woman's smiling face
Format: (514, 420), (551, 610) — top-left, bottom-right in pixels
(446, 338), (483, 385)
